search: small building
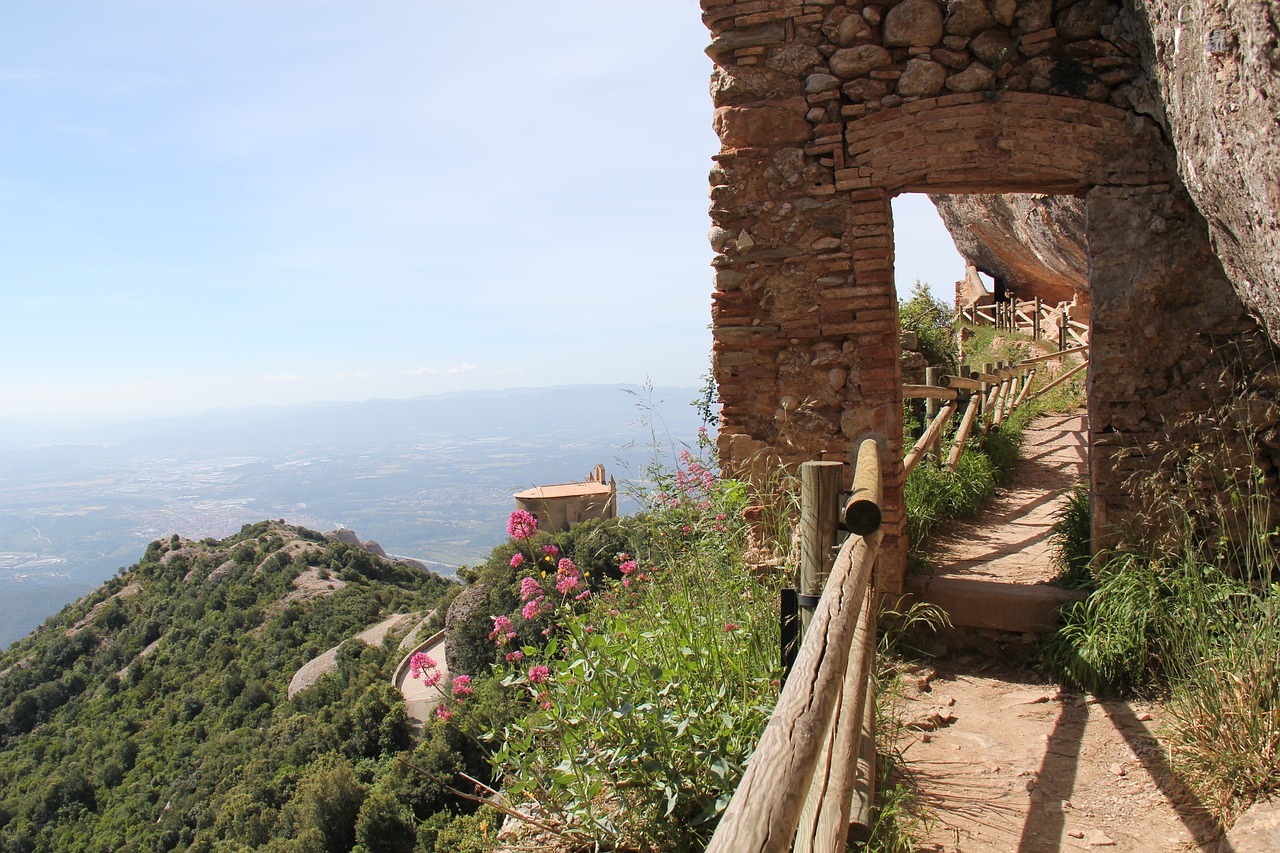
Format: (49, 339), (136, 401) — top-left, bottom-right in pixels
(513, 464), (616, 533)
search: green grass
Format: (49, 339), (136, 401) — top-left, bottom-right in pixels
(1041, 408), (1280, 823)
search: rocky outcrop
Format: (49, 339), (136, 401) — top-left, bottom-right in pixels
(1136, 0), (1280, 346)
(931, 0), (1279, 344)
(931, 194), (1088, 307)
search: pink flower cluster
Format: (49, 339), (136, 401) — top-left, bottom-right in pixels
(452, 674), (473, 697)
(673, 448), (718, 504)
(489, 614), (517, 645)
(507, 510), (538, 540)
(411, 652), (442, 688)
(519, 575), (551, 622)
(555, 557), (584, 596)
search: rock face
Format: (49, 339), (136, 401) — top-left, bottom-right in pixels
(931, 194), (1088, 307)
(1137, 0), (1280, 346)
(930, 0), (1280, 346)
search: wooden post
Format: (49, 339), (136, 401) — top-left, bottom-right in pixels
(796, 586), (878, 853)
(903, 401), (957, 478)
(924, 367), (941, 463)
(799, 461), (843, 636)
(848, 671), (877, 838)
(706, 530), (883, 853)
(991, 379), (1011, 428)
(1012, 368), (1036, 409)
(945, 393), (982, 471)
(1030, 359), (1088, 400)
(1034, 297), (1042, 340)
(843, 439), (882, 536)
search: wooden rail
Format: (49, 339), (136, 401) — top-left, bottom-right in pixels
(960, 295), (1088, 348)
(713, 335), (1087, 851)
(903, 342), (1089, 473)
(707, 441), (883, 853)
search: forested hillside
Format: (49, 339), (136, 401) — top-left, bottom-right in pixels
(0, 521), (458, 851)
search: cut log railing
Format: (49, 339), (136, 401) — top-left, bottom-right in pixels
(707, 442), (883, 853)
(960, 295), (1089, 347)
(910, 337), (1090, 476)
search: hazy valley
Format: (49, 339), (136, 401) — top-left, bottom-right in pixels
(0, 384), (701, 648)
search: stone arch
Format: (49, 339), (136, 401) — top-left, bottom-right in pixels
(700, 0), (1237, 591)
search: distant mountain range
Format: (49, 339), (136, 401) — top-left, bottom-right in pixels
(0, 383), (703, 648)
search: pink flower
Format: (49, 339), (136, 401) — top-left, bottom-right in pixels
(507, 510), (538, 540)
(510, 552), (525, 568)
(520, 576), (542, 601)
(574, 589), (591, 601)
(505, 650), (525, 662)
(528, 664), (550, 685)
(609, 608), (620, 616)
(435, 705), (453, 721)
(556, 574), (580, 595)
(452, 675), (473, 697)
(619, 560), (637, 576)
(543, 544), (560, 556)
(522, 596), (549, 621)
(540, 700), (553, 710)
(723, 622), (741, 633)
(410, 652), (437, 680)
(681, 525), (692, 536)
(489, 614), (517, 645)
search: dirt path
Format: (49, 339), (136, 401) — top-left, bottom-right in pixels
(906, 410), (1225, 851)
(899, 662), (1222, 852)
(927, 412), (1087, 584)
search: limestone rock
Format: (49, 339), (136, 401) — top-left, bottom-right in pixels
(884, 0), (945, 47)
(946, 0), (997, 35)
(969, 28), (1016, 65)
(898, 59), (948, 96)
(1222, 800), (1280, 853)
(1057, 0), (1118, 39)
(804, 73), (841, 95)
(945, 62), (996, 91)
(830, 45), (892, 78)
(930, 194), (1088, 306)
(713, 101), (811, 148)
(836, 14), (871, 45)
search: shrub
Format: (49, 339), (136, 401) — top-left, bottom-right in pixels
(477, 442), (783, 850)
(899, 281), (956, 370)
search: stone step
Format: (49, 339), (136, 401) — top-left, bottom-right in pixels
(905, 574), (1087, 634)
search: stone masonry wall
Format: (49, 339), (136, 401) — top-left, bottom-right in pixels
(702, 0), (1175, 590)
(1088, 182), (1280, 554)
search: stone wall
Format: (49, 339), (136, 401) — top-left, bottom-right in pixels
(1088, 182), (1280, 554)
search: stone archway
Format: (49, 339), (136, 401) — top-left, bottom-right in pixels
(700, 0), (1261, 591)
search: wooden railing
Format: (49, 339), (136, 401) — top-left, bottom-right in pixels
(707, 440), (883, 853)
(709, 339), (1089, 852)
(904, 344), (1088, 475)
(961, 296), (1089, 349)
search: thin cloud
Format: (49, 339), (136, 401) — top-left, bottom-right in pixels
(262, 374), (300, 382)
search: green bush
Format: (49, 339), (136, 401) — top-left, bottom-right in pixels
(899, 281), (956, 370)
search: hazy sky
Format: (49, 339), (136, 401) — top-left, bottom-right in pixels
(1, 2), (964, 427)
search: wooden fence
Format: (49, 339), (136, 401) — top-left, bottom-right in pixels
(708, 341), (1090, 852)
(707, 440), (883, 853)
(903, 344), (1088, 475)
(961, 296), (1089, 349)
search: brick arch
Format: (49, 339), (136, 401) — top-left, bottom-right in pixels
(838, 92), (1171, 195)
